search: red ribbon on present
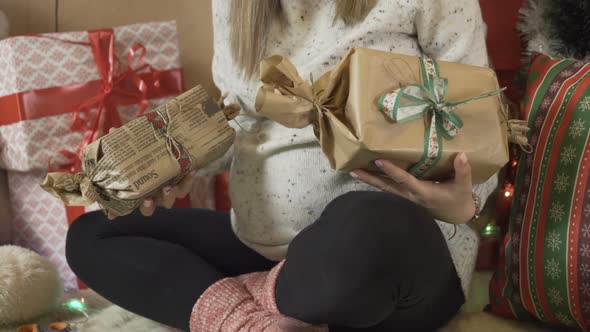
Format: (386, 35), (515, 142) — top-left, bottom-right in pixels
(0, 28), (184, 173)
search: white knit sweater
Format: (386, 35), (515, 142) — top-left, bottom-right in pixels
(205, 0), (498, 295)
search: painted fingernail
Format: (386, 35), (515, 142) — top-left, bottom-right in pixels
(163, 186), (172, 195)
(459, 153), (468, 165)
(374, 160), (384, 168)
(143, 199), (153, 208)
(350, 171), (359, 179)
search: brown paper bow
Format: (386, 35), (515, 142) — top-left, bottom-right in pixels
(255, 51), (363, 169)
(41, 173), (100, 207)
(255, 50), (353, 129)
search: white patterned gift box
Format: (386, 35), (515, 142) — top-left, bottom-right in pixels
(7, 170), (87, 291)
(0, 21), (183, 171)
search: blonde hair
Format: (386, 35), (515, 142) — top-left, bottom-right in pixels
(230, 0), (377, 78)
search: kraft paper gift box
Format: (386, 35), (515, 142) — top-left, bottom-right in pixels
(256, 48), (511, 184)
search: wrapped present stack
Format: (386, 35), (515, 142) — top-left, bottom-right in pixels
(0, 21), (184, 290)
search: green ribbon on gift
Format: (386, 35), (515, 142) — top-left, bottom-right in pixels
(378, 57), (505, 179)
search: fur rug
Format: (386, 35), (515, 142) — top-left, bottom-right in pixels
(0, 246), (174, 332)
(0, 287), (563, 332)
(519, 0), (590, 61)
(0, 249), (563, 332)
(0, 289), (176, 332)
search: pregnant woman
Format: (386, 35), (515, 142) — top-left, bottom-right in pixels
(66, 1), (498, 331)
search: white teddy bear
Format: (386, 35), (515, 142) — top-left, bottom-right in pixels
(0, 246), (63, 327)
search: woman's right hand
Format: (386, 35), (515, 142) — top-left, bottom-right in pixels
(107, 171), (197, 219)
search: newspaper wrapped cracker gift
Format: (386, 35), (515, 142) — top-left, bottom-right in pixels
(255, 48), (512, 184)
(41, 86), (235, 216)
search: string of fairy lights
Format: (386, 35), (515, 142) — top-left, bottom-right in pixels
(481, 134), (522, 239)
(62, 297), (89, 331)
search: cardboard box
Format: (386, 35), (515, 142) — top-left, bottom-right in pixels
(1, 0), (218, 97)
(0, 0), (56, 35)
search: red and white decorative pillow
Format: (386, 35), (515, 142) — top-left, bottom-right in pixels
(489, 53), (590, 330)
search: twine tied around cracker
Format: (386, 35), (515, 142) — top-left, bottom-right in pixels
(255, 51), (351, 130)
(141, 100), (194, 178)
(150, 100), (187, 164)
(309, 73), (338, 118)
(218, 94), (241, 121)
(499, 103), (533, 153)
(216, 93), (257, 134)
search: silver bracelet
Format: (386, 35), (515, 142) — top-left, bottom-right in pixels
(470, 192), (481, 222)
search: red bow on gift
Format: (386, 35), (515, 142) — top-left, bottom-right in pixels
(54, 29), (163, 173)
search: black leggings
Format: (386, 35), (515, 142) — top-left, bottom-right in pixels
(66, 191), (464, 331)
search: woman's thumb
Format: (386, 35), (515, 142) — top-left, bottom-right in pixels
(453, 153), (472, 187)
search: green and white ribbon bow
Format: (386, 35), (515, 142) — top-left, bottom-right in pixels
(378, 57), (505, 179)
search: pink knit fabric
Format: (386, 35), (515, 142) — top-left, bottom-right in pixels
(190, 261), (328, 332)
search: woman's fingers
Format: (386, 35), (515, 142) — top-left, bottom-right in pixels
(351, 169), (407, 198)
(136, 172), (196, 216)
(161, 186), (177, 209)
(374, 160), (424, 195)
(129, 171), (199, 217)
(453, 153), (473, 190)
(176, 171), (197, 198)
(139, 198), (156, 216)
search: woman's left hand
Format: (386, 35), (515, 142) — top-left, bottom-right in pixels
(350, 153), (476, 225)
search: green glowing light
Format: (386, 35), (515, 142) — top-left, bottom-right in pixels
(65, 299), (86, 311)
(482, 223), (500, 237)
